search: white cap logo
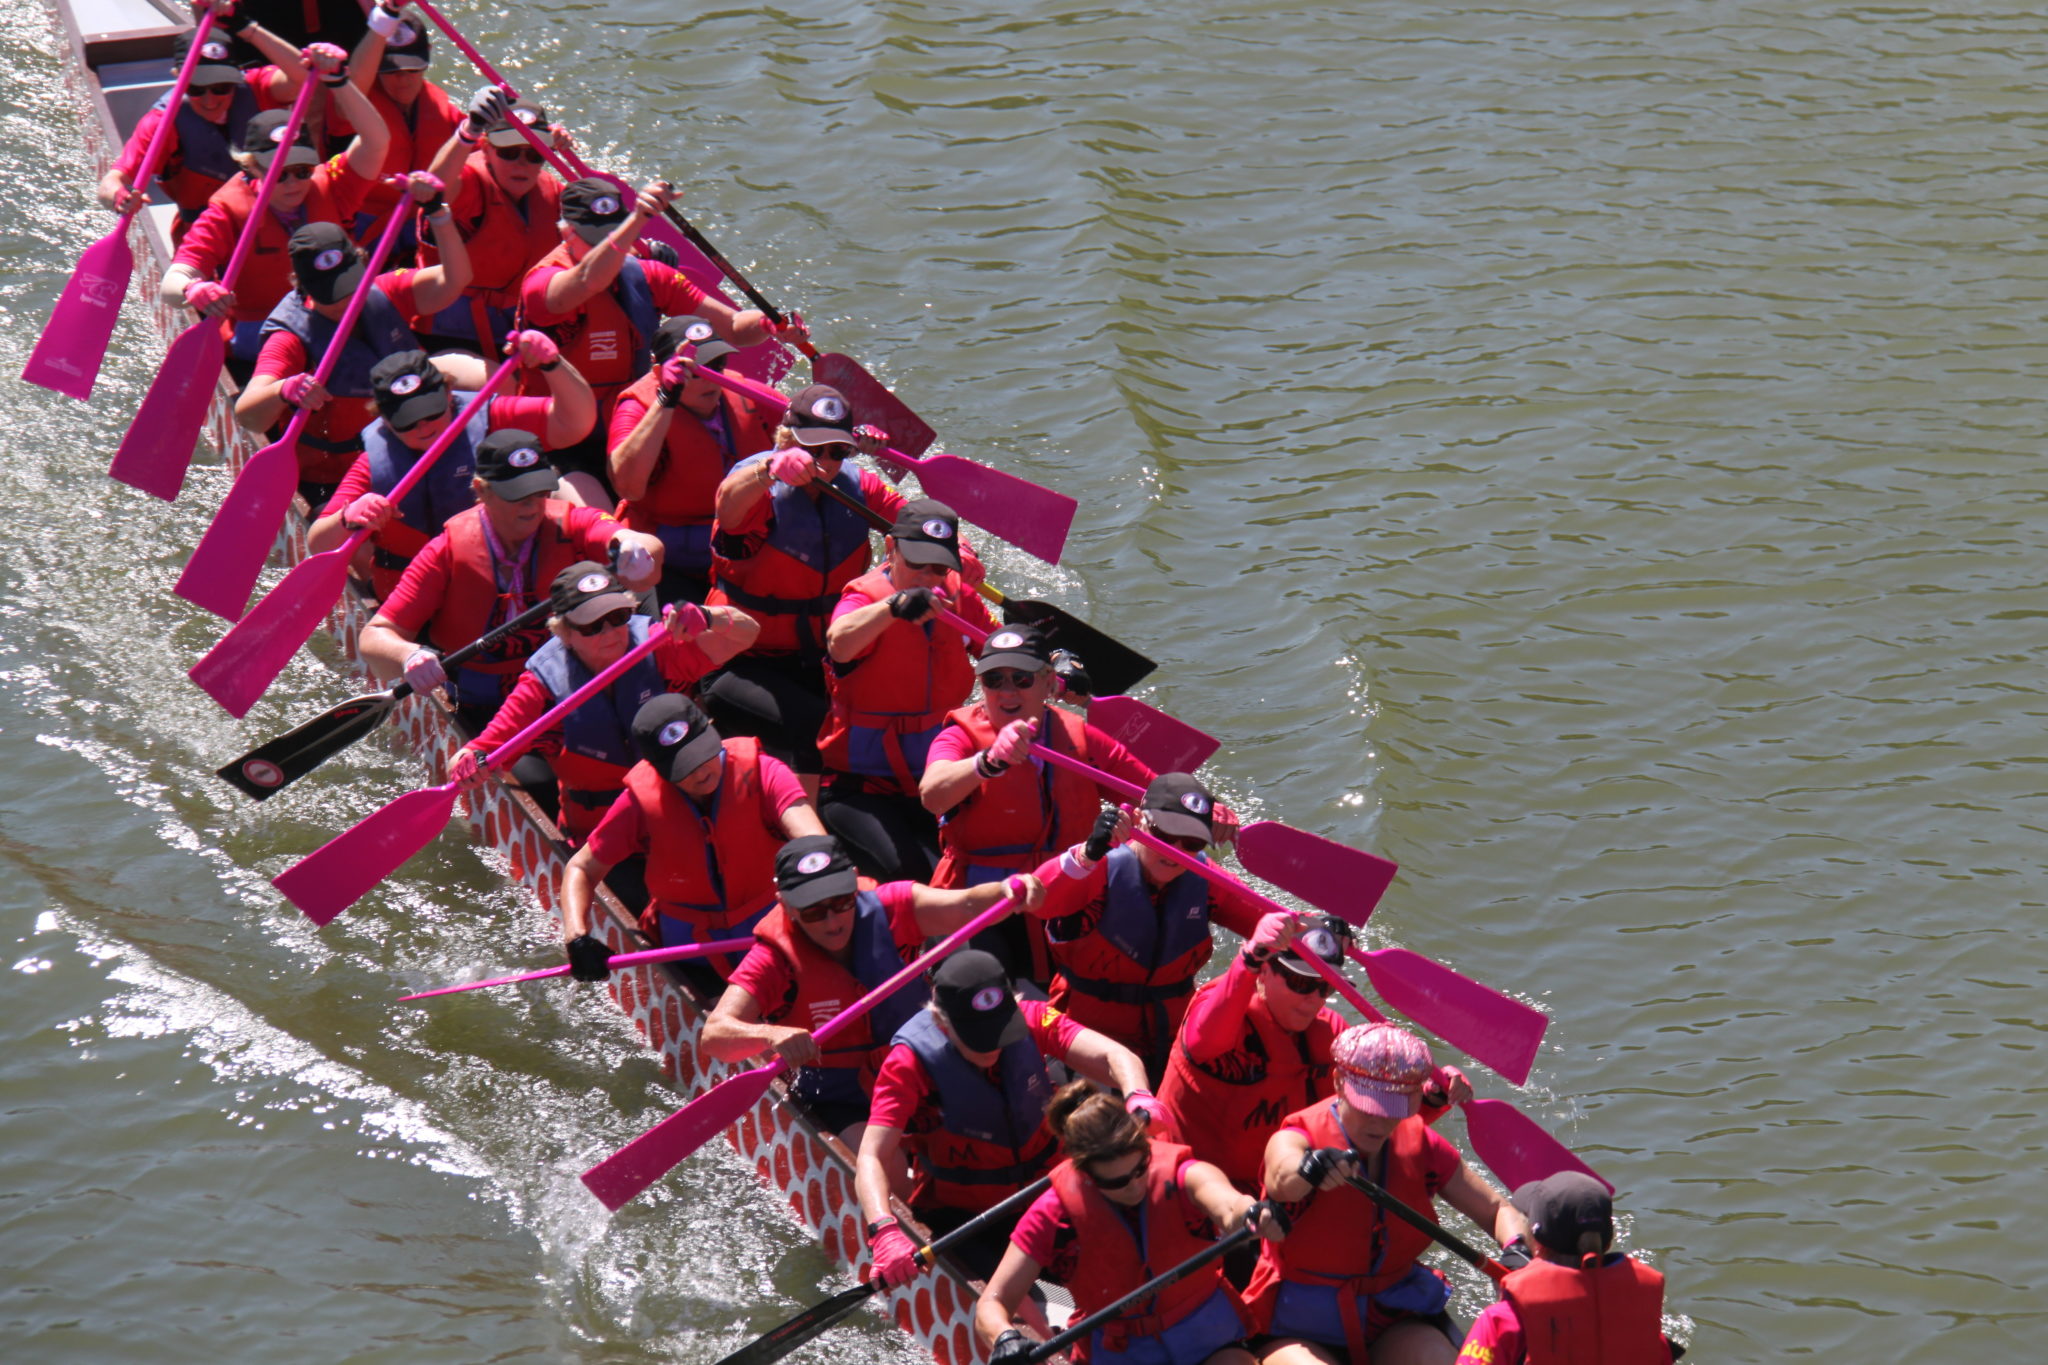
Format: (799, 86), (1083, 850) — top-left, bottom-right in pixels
(987, 630), (1024, 650)
(312, 247), (345, 271)
(1180, 791), (1211, 816)
(200, 40), (231, 61)
(241, 758), (284, 788)
(810, 394), (848, 423)
(796, 851), (832, 875)
(507, 447), (540, 468)
(657, 719), (691, 747)
(971, 985), (1005, 1012)
(513, 106), (540, 125)
(683, 320), (714, 344)
(576, 572), (610, 593)
(388, 373), (422, 395)
(920, 518), (951, 539)
(592, 194), (620, 216)
(392, 21), (419, 44)
(267, 125), (288, 145)
(1301, 927), (1338, 959)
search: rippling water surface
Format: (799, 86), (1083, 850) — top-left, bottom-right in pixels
(6, 1), (2047, 1360)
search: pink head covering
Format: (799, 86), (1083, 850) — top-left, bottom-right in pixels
(1331, 1022), (1433, 1119)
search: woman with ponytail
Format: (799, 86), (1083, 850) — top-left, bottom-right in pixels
(972, 1080), (1288, 1365)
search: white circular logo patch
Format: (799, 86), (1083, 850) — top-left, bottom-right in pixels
(657, 719), (690, 747)
(796, 851), (832, 875)
(241, 758), (284, 788)
(1302, 927), (1338, 959)
(312, 247), (346, 271)
(392, 21), (419, 44)
(684, 320), (714, 343)
(810, 394), (848, 423)
(592, 194), (620, 216)
(513, 107), (540, 126)
(267, 125), (288, 145)
(971, 985), (1005, 1012)
(576, 572), (610, 593)
(200, 40), (231, 61)
(920, 518), (951, 539)
(388, 373), (422, 395)
(507, 447), (540, 468)
(1180, 791), (1211, 816)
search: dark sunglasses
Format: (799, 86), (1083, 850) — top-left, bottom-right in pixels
(490, 143), (547, 165)
(571, 608), (633, 636)
(1269, 962), (1334, 997)
(192, 82), (241, 97)
(1159, 833), (1207, 854)
(812, 442), (852, 461)
(1087, 1146), (1151, 1191)
(389, 404), (447, 434)
(794, 894), (857, 924)
(981, 669), (1042, 692)
(278, 163), (317, 182)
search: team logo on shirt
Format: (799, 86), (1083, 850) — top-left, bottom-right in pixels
(240, 759), (284, 789)
(971, 986), (1005, 1012)
(506, 447), (540, 468)
(388, 373), (422, 395)
(809, 394), (848, 424)
(920, 519), (951, 539)
(1180, 792), (1210, 816)
(796, 851), (832, 875)
(657, 719), (691, 747)
(576, 572), (611, 594)
(592, 194), (620, 217)
(312, 247), (346, 271)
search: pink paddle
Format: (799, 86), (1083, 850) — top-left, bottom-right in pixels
(188, 354), (519, 717)
(272, 605), (676, 924)
(1235, 821), (1399, 926)
(697, 366), (1077, 565)
(174, 191), (412, 622)
(22, 9), (219, 401)
(1461, 1099), (1611, 1192)
(109, 72), (320, 501)
(580, 857), (1060, 1211)
(1086, 695), (1220, 774)
(399, 936), (755, 1001)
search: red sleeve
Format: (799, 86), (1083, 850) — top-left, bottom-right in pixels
(925, 722), (979, 767)
(487, 395), (555, 430)
(469, 670), (558, 758)
(563, 503), (625, 559)
(171, 199), (237, 274)
(113, 108), (169, 178)
(609, 389), (652, 450)
(1176, 958), (1261, 1062)
(582, 791), (649, 868)
(375, 268), (419, 317)
(318, 456), (376, 517)
(375, 535), (456, 636)
(520, 263), (572, 326)
(860, 468), (904, 523)
(251, 66), (289, 111)
(756, 754), (808, 818)
(1008, 1186), (1070, 1265)
(646, 262), (709, 315)
(253, 329), (309, 380)
(1455, 1302), (1522, 1365)
(873, 880), (925, 955)
(829, 576), (888, 625)
(1034, 854), (1106, 924)
(653, 632), (717, 689)
(866, 1045), (932, 1132)
(1023, 999), (1085, 1059)
(724, 941), (794, 1017)
(321, 159), (375, 219)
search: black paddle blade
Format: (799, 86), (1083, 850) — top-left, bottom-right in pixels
(713, 1281), (880, 1365)
(811, 352), (937, 458)
(1000, 599), (1156, 697)
(213, 691), (399, 801)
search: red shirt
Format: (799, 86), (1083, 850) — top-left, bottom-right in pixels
(464, 632), (720, 762)
(376, 502), (623, 636)
(724, 880), (924, 1010)
(581, 753), (809, 869)
(315, 395), (558, 517)
(867, 999), (1085, 1132)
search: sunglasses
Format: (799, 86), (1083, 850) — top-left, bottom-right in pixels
(981, 669), (1042, 692)
(1269, 962), (1334, 997)
(192, 82), (241, 97)
(490, 144), (547, 165)
(277, 163), (317, 182)
(794, 893), (857, 924)
(571, 608), (633, 636)
(1156, 833), (1208, 854)
(389, 403), (448, 434)
(1087, 1146), (1151, 1191)
(811, 441), (852, 461)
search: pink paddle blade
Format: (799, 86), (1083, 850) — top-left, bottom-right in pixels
(1087, 695), (1219, 774)
(811, 351), (936, 457)
(909, 453), (1075, 566)
(1355, 946), (1546, 1085)
(109, 322), (224, 500)
(582, 1064), (780, 1211)
(273, 784), (460, 926)
(1236, 822), (1398, 927)
(175, 436), (302, 621)
(187, 546), (351, 718)
(1462, 1099), (1611, 1193)
(21, 227), (135, 402)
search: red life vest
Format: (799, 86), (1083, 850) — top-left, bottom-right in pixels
(1501, 1257), (1667, 1365)
(519, 243), (664, 407)
(1049, 1139), (1244, 1360)
(357, 80), (461, 221)
(613, 373), (778, 571)
(191, 168), (357, 327)
(1158, 977), (1341, 1191)
(816, 567), (979, 795)
(522, 618), (671, 842)
(420, 502), (583, 710)
(622, 739), (784, 946)
(414, 153), (561, 342)
(1243, 1102), (1451, 1337)
(708, 463), (877, 656)
(1044, 846), (1214, 1065)
(932, 704), (1110, 884)
(893, 1007), (1058, 1213)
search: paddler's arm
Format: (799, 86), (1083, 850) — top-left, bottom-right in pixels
(227, 12), (311, 102)
(606, 386), (672, 502)
(827, 583), (945, 664)
(404, 174), (473, 315)
(538, 180), (677, 315)
(323, 52), (390, 181)
(907, 874), (1045, 937)
(559, 841), (619, 947)
(973, 1242), (1047, 1358)
(919, 713), (1032, 816)
(667, 602), (759, 672)
(1261, 1126), (1336, 1204)
(777, 798), (827, 840)
(854, 1119), (908, 1233)
(1439, 1158), (1529, 1250)
(713, 451), (784, 527)
(701, 979), (822, 1066)
(517, 334), (598, 450)
(1058, 1019), (1149, 1101)
(347, 1), (402, 93)
(1182, 1155), (1285, 1242)
(305, 457), (384, 554)
(357, 613), (423, 686)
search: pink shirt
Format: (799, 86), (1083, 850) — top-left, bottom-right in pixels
(581, 752), (809, 869)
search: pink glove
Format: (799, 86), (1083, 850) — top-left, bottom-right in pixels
(655, 354), (692, 400)
(769, 310), (810, 345)
(447, 748), (485, 788)
(988, 719), (1034, 768)
(664, 601), (708, 637)
(769, 449), (816, 486)
(1249, 910), (1299, 957)
(302, 41), (347, 74)
(279, 373), (319, 408)
(867, 1223), (924, 1289)
(343, 492), (393, 532)
(1126, 1089), (1168, 1127)
(1423, 1064), (1473, 1110)
(512, 329), (559, 369)
(184, 279), (230, 315)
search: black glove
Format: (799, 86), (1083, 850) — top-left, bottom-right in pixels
(889, 587), (935, 621)
(990, 1329), (1035, 1365)
(1497, 1236), (1533, 1270)
(464, 85), (513, 137)
(1297, 1146), (1349, 1189)
(565, 933), (612, 982)
(1084, 807), (1119, 862)
(1245, 1198), (1290, 1238)
(643, 239), (680, 269)
(1049, 648), (1093, 699)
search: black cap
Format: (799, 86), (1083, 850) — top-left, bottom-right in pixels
(379, 15), (432, 71)
(1273, 914), (1350, 981)
(931, 949), (1028, 1053)
(240, 109), (317, 166)
(775, 835), (860, 909)
(484, 98), (547, 148)
(632, 695), (724, 785)
(287, 222), (363, 305)
(1142, 772), (1216, 844)
(178, 29), (243, 85)
(976, 623), (1051, 675)
(369, 351), (449, 427)
(548, 561), (637, 626)
(473, 429), (559, 500)
(652, 313), (736, 367)
(1512, 1172), (1615, 1257)
(561, 178), (630, 244)
(888, 498), (961, 572)
(786, 383), (853, 447)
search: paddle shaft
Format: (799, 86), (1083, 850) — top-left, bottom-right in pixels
(215, 71), (317, 293)
(121, 8), (219, 227)
(479, 609), (674, 775)
(401, 936), (755, 1001)
(1025, 1225), (1256, 1363)
(1340, 1171), (1509, 1284)
(699, 367), (966, 505)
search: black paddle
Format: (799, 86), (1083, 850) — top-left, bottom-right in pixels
(1021, 1224), (1256, 1363)
(1339, 1170), (1511, 1284)
(812, 479), (1157, 696)
(213, 598), (555, 801)
(713, 1176), (1054, 1365)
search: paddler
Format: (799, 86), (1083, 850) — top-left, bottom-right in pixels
(855, 948), (1157, 1283)
(557, 694), (827, 998)
(343, 1), (463, 248)
(445, 563), (756, 849)
(159, 50), (388, 378)
(518, 178), (785, 506)
(1029, 775), (1257, 1084)
(235, 179), (475, 501)
(1247, 1022), (1528, 1365)
(608, 317), (781, 605)
(701, 835), (1047, 1142)
(305, 345), (597, 598)
(818, 498), (998, 883)
(1456, 1173), (1676, 1365)
(919, 622), (1154, 981)
(973, 1080), (1288, 1365)
(95, 4), (306, 241)
(355, 423), (665, 727)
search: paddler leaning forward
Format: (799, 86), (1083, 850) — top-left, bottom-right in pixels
(557, 694), (824, 997)
(700, 834), (1047, 1142)
(1249, 1023), (1527, 1365)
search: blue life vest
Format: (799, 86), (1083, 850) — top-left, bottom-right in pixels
(154, 83), (258, 189)
(893, 1008), (1053, 1188)
(260, 285), (418, 406)
(362, 389), (490, 571)
(523, 617), (669, 777)
(1097, 846), (1213, 970)
(753, 455), (875, 575)
(789, 889), (927, 1112)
